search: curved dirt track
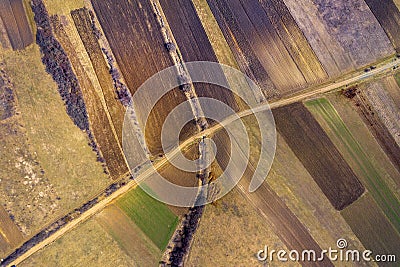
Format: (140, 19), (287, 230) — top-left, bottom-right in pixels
(4, 56), (400, 267)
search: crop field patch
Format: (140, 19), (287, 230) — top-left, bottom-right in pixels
(96, 205), (161, 265)
(266, 134), (367, 253)
(383, 75), (400, 109)
(188, 187), (296, 266)
(116, 186), (179, 250)
(206, 0), (326, 98)
(238, 171), (333, 266)
(51, 15), (128, 179)
(71, 8), (127, 144)
(0, 0), (32, 50)
(306, 98), (400, 233)
(326, 92), (400, 195)
(273, 102), (364, 210)
(92, 0), (196, 155)
(159, 0), (239, 115)
(283, 0), (394, 76)
(361, 81), (400, 148)
(342, 194), (400, 257)
(216, 124), (333, 266)
(364, 0), (400, 51)
(350, 83), (400, 174)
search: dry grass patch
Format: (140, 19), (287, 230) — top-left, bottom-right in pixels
(0, 45), (109, 235)
(20, 218), (135, 267)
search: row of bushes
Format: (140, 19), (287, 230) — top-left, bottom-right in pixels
(32, 0), (89, 131)
(32, 2), (108, 167)
(167, 204), (204, 266)
(167, 175), (208, 266)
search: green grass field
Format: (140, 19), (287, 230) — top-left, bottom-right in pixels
(395, 72), (400, 87)
(306, 98), (400, 233)
(116, 186), (178, 250)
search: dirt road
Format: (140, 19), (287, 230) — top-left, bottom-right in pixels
(4, 56), (399, 266)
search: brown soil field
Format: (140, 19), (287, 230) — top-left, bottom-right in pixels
(305, 97), (400, 235)
(273, 102), (364, 210)
(267, 134), (368, 259)
(0, 16), (11, 49)
(362, 81), (400, 147)
(71, 8), (126, 144)
(258, 0), (327, 83)
(342, 193), (400, 258)
(157, 143), (199, 215)
(210, 108), (368, 264)
(327, 92), (400, 195)
(351, 84), (400, 174)
(20, 218), (136, 267)
(384, 75), (400, 108)
(0, 0), (32, 50)
(158, 0), (239, 113)
(96, 205), (161, 266)
(283, 0), (394, 77)
(191, 0), (268, 107)
(50, 15), (128, 179)
(239, 171), (333, 266)
(188, 161), (295, 266)
(0, 205), (23, 257)
(209, 123), (332, 266)
(206, 0), (327, 98)
(91, 0), (195, 155)
(191, 0), (239, 69)
(364, 0), (400, 52)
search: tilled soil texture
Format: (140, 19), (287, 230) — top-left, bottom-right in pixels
(0, 0), (33, 50)
(364, 0), (400, 52)
(206, 0), (327, 99)
(238, 162), (334, 267)
(342, 193), (400, 258)
(306, 97), (400, 235)
(209, 122), (332, 267)
(273, 102), (364, 210)
(91, 0), (196, 156)
(351, 84), (400, 174)
(159, 0), (239, 114)
(361, 82), (400, 152)
(51, 15), (128, 179)
(71, 8), (127, 145)
(283, 0), (394, 77)
(96, 205), (161, 265)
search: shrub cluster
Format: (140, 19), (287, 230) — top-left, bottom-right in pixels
(32, 0), (89, 131)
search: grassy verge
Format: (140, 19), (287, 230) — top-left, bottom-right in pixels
(116, 186), (179, 250)
(306, 98), (400, 233)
